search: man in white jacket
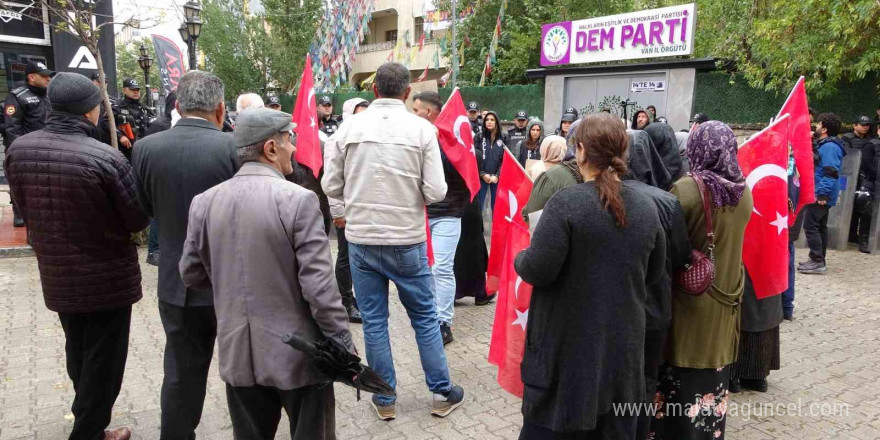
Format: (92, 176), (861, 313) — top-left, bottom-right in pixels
(322, 62), (464, 422)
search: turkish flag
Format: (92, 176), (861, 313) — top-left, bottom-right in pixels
(434, 88), (481, 200)
(417, 65), (429, 82)
(292, 54), (322, 178)
(776, 77), (815, 224)
(486, 151), (533, 293)
(739, 115), (791, 299)
(487, 221), (532, 397)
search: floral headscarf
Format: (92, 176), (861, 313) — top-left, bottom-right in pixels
(686, 121), (746, 209)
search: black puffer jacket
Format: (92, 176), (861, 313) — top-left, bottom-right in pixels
(5, 112), (150, 313)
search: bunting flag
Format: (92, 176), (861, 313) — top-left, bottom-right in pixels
(433, 48), (441, 69)
(409, 46), (419, 66)
(417, 65), (430, 82)
(438, 70), (451, 87)
(418, 32), (426, 51)
(360, 72), (376, 89)
(478, 0), (507, 87)
(308, 0), (374, 93)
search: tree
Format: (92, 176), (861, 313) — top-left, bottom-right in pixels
(38, 0), (153, 149)
(437, 0), (880, 97)
(261, 0), (323, 93)
(115, 37), (162, 97)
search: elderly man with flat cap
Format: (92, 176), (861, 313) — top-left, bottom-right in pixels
(180, 107), (353, 440)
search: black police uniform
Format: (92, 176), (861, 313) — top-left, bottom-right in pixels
(266, 95), (282, 109)
(110, 79), (152, 161)
(317, 96), (338, 136)
(843, 116), (879, 250)
(466, 101), (482, 135)
(507, 110), (530, 156)
(3, 84), (49, 147)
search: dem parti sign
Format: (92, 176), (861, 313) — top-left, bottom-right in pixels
(541, 3), (696, 66)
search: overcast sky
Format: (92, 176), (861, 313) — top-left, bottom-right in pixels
(113, 0), (191, 58)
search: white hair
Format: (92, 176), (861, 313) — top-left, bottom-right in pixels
(236, 93), (264, 112)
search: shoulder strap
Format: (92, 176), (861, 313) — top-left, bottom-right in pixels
(691, 173), (715, 254)
(11, 87), (28, 97)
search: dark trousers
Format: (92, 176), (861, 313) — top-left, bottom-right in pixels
(59, 306), (132, 440)
(158, 301), (217, 440)
(783, 241), (796, 317)
(335, 225), (355, 308)
(635, 328), (667, 440)
(148, 218), (159, 254)
(803, 203), (831, 263)
(520, 414), (637, 440)
(849, 206), (872, 245)
(226, 383), (336, 440)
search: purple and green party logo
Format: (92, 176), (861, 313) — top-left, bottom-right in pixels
(541, 22), (572, 66)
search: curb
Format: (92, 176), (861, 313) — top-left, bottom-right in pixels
(0, 245), (34, 258)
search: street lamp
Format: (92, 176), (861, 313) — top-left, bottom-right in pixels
(137, 44), (153, 108)
(181, 0), (202, 70)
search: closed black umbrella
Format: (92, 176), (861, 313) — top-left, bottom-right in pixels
(282, 333), (395, 400)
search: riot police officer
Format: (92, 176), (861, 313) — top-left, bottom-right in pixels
(3, 60), (53, 227)
(265, 95), (282, 111)
(317, 95), (339, 136)
(111, 78), (151, 161)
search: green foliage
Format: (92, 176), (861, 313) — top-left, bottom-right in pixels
(261, 0), (323, 92)
(115, 37), (161, 93)
(434, 0), (880, 98)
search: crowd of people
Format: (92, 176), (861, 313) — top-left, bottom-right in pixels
(2, 59), (878, 440)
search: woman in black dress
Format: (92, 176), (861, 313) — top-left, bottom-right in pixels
(454, 140), (492, 305)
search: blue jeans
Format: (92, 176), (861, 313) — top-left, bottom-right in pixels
(348, 242), (452, 405)
(148, 218), (159, 254)
(478, 180), (498, 214)
(782, 241), (795, 318)
(428, 217), (462, 325)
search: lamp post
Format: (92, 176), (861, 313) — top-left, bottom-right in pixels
(180, 0), (202, 71)
(137, 44), (153, 108)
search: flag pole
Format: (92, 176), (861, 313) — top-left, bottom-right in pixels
(775, 76), (805, 120)
(451, 0), (458, 89)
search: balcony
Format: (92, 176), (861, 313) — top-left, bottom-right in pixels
(358, 41), (396, 54)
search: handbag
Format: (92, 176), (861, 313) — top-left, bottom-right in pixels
(675, 173), (716, 296)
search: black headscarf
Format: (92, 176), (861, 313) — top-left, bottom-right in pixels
(644, 122), (685, 185)
(626, 130), (673, 190)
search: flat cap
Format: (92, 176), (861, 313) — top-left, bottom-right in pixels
(234, 107), (296, 148)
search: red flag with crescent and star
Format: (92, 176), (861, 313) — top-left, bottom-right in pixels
(487, 220), (532, 397)
(292, 54), (321, 178)
(434, 88), (481, 200)
(776, 77), (815, 224)
(739, 114), (791, 299)
(486, 151), (533, 293)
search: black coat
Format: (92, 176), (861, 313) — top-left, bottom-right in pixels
(427, 147), (470, 219)
(5, 112), (150, 313)
(514, 181), (667, 432)
(2, 84), (49, 147)
(842, 132), (878, 184)
(132, 117), (239, 307)
(475, 131), (508, 176)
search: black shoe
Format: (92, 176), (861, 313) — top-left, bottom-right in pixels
(474, 295), (496, 306)
(346, 304), (363, 324)
(729, 377), (741, 393)
(798, 260), (827, 274)
(440, 323), (453, 345)
(13, 215), (25, 228)
(783, 315), (795, 321)
(146, 251), (159, 266)
(741, 378), (768, 392)
(858, 242), (870, 254)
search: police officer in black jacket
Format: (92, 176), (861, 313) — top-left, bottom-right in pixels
(111, 78), (151, 161)
(843, 115), (879, 252)
(466, 101), (481, 135)
(3, 60), (53, 227)
(507, 110), (529, 158)
(317, 95), (339, 136)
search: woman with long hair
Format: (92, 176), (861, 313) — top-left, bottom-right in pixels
(651, 121), (754, 440)
(474, 110), (508, 213)
(515, 112), (667, 439)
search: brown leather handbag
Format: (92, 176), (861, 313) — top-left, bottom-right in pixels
(675, 173), (716, 296)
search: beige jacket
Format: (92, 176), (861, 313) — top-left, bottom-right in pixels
(321, 98), (447, 245)
(180, 162), (351, 390)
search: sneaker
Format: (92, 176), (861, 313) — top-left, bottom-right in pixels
(146, 251), (160, 267)
(371, 395), (396, 421)
(798, 261), (827, 274)
(431, 385), (465, 417)
(797, 260), (812, 268)
(440, 323), (453, 346)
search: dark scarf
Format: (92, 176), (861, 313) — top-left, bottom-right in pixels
(644, 122), (685, 185)
(686, 121), (746, 209)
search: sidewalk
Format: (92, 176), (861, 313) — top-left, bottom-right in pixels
(0, 185), (31, 257)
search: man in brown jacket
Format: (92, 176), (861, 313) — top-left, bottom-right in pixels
(179, 107), (352, 439)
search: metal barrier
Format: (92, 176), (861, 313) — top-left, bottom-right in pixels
(868, 155), (880, 254)
(795, 148), (861, 251)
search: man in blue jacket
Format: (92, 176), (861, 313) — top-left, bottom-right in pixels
(800, 113), (846, 274)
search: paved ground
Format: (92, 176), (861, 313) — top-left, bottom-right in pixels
(1, 245), (879, 440)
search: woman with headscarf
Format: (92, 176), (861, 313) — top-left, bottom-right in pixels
(645, 122), (686, 186)
(516, 119), (544, 167)
(521, 121), (586, 221)
(527, 135), (567, 180)
(650, 121), (753, 440)
(628, 130), (673, 190)
(515, 112), (667, 439)
(631, 109), (650, 130)
(474, 110), (508, 214)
